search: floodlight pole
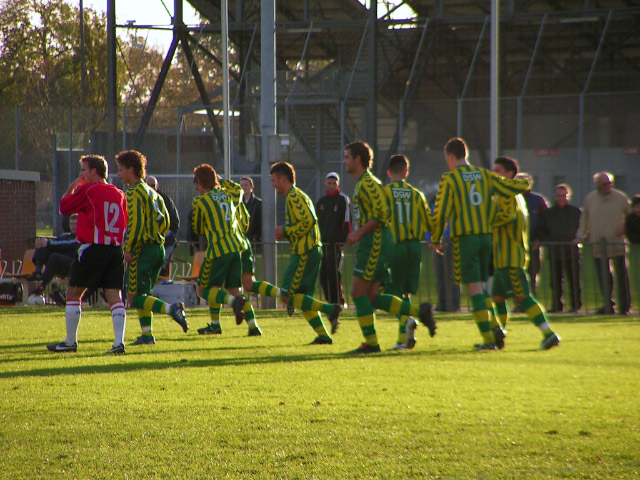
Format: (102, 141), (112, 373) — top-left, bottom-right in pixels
(221, 0), (230, 178)
(490, 0), (499, 162)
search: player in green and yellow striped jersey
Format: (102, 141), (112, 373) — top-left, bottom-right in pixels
(246, 162), (339, 344)
(344, 142), (435, 354)
(491, 157), (560, 350)
(191, 164), (258, 333)
(430, 138), (529, 350)
(383, 154), (432, 350)
(196, 175), (262, 337)
(116, 150), (189, 345)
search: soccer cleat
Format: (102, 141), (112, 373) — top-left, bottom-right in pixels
(474, 343), (497, 351)
(310, 335), (333, 345)
(49, 287), (66, 307)
(131, 335), (156, 345)
(539, 332), (561, 350)
(170, 302), (189, 332)
(493, 326), (507, 350)
(405, 317), (417, 349)
(349, 343), (381, 354)
(329, 304), (342, 334)
(233, 296), (246, 325)
(248, 327), (262, 337)
(418, 302), (437, 337)
(26, 272), (43, 281)
(46, 341), (77, 353)
(286, 305), (295, 316)
(390, 342), (407, 350)
(106, 344), (125, 355)
(198, 323), (222, 335)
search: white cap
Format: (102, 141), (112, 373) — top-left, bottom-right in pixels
(326, 172), (340, 181)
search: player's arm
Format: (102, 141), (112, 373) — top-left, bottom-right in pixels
(60, 182), (88, 215)
(490, 173), (530, 197)
(493, 196), (516, 227)
(282, 193), (314, 240)
(123, 190), (144, 255)
(416, 190), (432, 236)
(191, 197), (206, 237)
(430, 177), (452, 245)
(366, 181), (391, 227)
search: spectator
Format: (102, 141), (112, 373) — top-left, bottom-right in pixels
(240, 177), (262, 246)
(28, 215), (78, 305)
(146, 176), (180, 272)
(624, 195), (640, 301)
(579, 172), (631, 315)
(316, 172), (350, 309)
(538, 184), (582, 313)
(516, 173), (548, 294)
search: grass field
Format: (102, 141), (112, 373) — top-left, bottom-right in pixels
(1, 306), (639, 479)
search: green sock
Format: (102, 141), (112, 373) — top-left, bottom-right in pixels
(243, 301), (260, 330)
(520, 295), (552, 337)
(495, 301), (509, 328)
(484, 292), (501, 328)
(397, 315), (408, 344)
(471, 293), (493, 344)
(252, 281), (279, 297)
(137, 309), (153, 336)
(303, 310), (330, 337)
(290, 293), (335, 315)
(353, 295), (378, 346)
(209, 303), (221, 323)
(371, 294), (419, 317)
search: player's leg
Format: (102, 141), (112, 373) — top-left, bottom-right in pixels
(460, 235), (496, 349)
(239, 247), (262, 335)
(281, 248), (332, 342)
(387, 242), (409, 348)
(512, 268), (560, 349)
(197, 253), (245, 333)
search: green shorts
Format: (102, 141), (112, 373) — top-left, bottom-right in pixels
(387, 239), (421, 296)
(457, 234), (492, 284)
(198, 252), (242, 289)
(127, 243), (165, 296)
(280, 245), (321, 297)
(241, 245), (254, 275)
(352, 227), (392, 284)
(491, 267), (531, 299)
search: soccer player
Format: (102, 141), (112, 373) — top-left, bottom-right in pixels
(46, 155), (128, 354)
(430, 137), (530, 350)
(116, 150), (189, 345)
(191, 164), (256, 335)
(491, 157), (561, 350)
(343, 142), (435, 354)
(383, 154), (432, 350)
(197, 174), (262, 336)
(248, 161), (340, 344)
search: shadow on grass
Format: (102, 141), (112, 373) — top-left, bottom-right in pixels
(0, 345), (463, 379)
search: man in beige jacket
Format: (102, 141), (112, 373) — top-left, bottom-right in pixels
(578, 172), (631, 315)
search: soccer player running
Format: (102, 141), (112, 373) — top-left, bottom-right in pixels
(383, 154), (433, 350)
(197, 174), (262, 336)
(343, 142), (435, 354)
(191, 164), (257, 335)
(431, 138), (530, 351)
(247, 161), (340, 344)
(46, 155), (128, 354)
(116, 150), (189, 346)
(491, 156), (561, 350)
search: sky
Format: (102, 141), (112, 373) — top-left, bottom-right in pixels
(82, 0), (201, 52)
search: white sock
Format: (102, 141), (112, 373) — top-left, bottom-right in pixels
(64, 300), (82, 345)
(111, 302), (127, 347)
(227, 295), (236, 307)
(164, 304), (171, 315)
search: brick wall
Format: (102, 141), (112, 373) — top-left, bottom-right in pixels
(0, 179), (36, 262)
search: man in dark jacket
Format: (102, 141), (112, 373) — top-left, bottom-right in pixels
(147, 176), (180, 270)
(316, 172), (351, 308)
(516, 173), (548, 295)
(538, 183), (582, 313)
(240, 177), (262, 246)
